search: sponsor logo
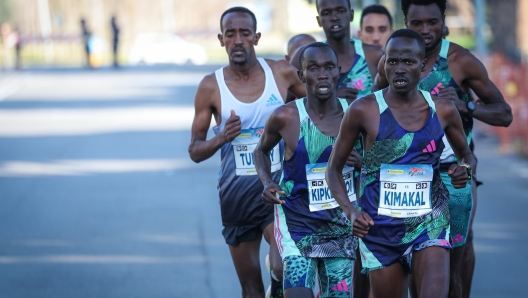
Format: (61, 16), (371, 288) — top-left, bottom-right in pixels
(237, 132), (251, 138)
(387, 169), (404, 174)
(409, 167), (426, 176)
(266, 94), (282, 107)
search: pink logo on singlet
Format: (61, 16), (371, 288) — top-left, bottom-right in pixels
(332, 279), (349, 292)
(431, 82), (443, 95)
(422, 140), (437, 153)
(451, 234), (464, 244)
(354, 79), (365, 91)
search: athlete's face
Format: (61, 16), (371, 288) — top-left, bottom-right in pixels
(358, 13), (393, 48)
(298, 47), (340, 101)
(218, 12), (260, 65)
(405, 4), (445, 52)
(316, 0), (353, 41)
(384, 37), (426, 94)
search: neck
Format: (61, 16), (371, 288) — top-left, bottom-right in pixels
(386, 86), (421, 107)
(425, 40), (442, 61)
(305, 93), (339, 119)
(326, 33), (353, 55)
(227, 55), (259, 76)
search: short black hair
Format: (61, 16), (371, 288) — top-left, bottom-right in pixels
(401, 0), (447, 18)
(298, 42), (338, 70)
(385, 29), (426, 58)
(316, 0), (351, 13)
(220, 7), (257, 32)
(360, 5), (393, 28)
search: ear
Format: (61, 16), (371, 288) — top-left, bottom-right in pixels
(297, 69), (306, 83)
(254, 32), (261, 46)
(350, 9), (354, 22)
(421, 58), (427, 72)
(338, 65), (342, 73)
(218, 34), (225, 47)
(285, 55), (290, 63)
(357, 30), (362, 39)
(316, 16), (322, 27)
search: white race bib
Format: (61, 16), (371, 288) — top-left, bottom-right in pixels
(306, 162), (355, 212)
(231, 128), (281, 176)
(378, 164), (433, 218)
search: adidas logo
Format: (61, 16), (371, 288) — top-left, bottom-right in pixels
(422, 140), (437, 153)
(331, 279), (349, 292)
(266, 94), (282, 107)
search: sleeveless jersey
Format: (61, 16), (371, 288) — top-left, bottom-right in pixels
(212, 58), (284, 226)
(358, 90), (450, 267)
(274, 98), (356, 259)
(418, 39), (471, 162)
(337, 39), (374, 99)
(327, 38), (372, 160)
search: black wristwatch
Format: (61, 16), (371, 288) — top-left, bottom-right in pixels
(466, 101), (476, 116)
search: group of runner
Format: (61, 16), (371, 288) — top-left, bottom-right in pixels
(189, 0), (513, 297)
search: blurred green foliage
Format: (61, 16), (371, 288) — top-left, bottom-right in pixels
(0, 0), (14, 24)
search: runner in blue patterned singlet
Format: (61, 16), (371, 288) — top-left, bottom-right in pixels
(189, 7), (306, 298)
(255, 43), (361, 298)
(327, 30), (476, 298)
(374, 2), (512, 297)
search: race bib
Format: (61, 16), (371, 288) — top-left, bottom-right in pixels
(306, 162), (355, 212)
(231, 127), (281, 176)
(379, 164), (433, 218)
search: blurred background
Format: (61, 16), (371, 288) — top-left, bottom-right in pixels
(0, 0), (527, 297)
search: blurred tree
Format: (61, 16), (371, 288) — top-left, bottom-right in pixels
(0, 0), (14, 24)
(488, 0), (520, 63)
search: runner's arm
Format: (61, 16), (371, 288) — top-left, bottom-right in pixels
(438, 99), (477, 187)
(461, 52), (513, 127)
(188, 76), (240, 163)
(327, 104), (362, 212)
(327, 101), (374, 237)
(254, 107), (288, 204)
(371, 55), (388, 91)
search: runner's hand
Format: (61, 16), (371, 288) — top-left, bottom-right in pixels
(336, 87), (359, 102)
(346, 148), (362, 170)
(221, 110), (241, 143)
(447, 164), (470, 188)
(346, 209), (374, 238)
(436, 86), (465, 112)
(262, 182), (286, 205)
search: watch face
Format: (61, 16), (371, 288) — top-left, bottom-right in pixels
(467, 101), (476, 111)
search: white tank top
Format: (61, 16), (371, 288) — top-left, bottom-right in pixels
(212, 58), (285, 225)
(212, 57), (284, 134)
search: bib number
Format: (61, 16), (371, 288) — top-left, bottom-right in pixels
(306, 163), (355, 212)
(378, 164), (433, 218)
(232, 128), (281, 176)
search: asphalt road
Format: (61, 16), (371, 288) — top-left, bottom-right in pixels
(0, 66), (526, 297)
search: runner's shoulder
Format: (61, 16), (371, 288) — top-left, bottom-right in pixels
(265, 58), (297, 77)
(267, 100), (299, 129)
(447, 41), (478, 66)
(195, 72), (220, 104)
(197, 72), (219, 93)
(349, 92), (378, 113)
